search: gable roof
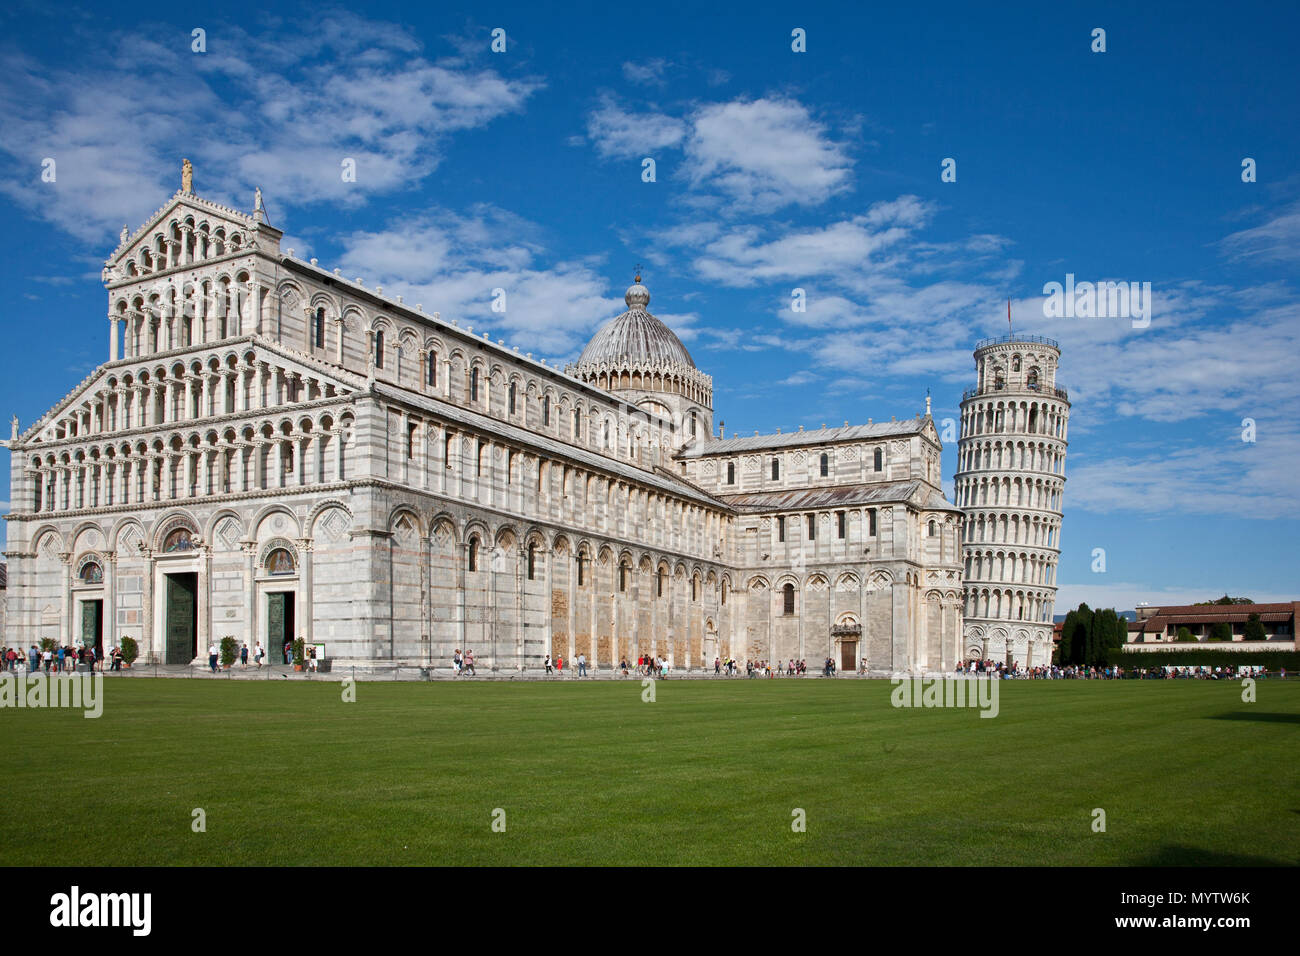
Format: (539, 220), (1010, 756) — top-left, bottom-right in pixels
(677, 418), (932, 458)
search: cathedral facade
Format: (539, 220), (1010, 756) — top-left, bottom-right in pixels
(1, 174), (963, 674)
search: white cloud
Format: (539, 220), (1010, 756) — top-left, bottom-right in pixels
(684, 98), (853, 210)
(584, 95), (686, 159)
(622, 59), (670, 86)
(1218, 201), (1300, 263)
(0, 13), (541, 243)
(335, 207), (623, 356)
(584, 95), (853, 211)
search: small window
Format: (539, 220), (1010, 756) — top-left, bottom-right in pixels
(527, 542), (536, 580)
(783, 583), (795, 615)
(771, 457), (780, 480)
(508, 383), (516, 415)
(427, 352), (438, 387)
(407, 422), (417, 459)
(619, 562), (629, 592)
(820, 452), (828, 477)
(374, 330), (384, 369)
(577, 555), (585, 587)
(690, 414), (697, 438)
(777, 516), (785, 542)
(657, 568), (665, 597)
(807, 514), (816, 540)
(691, 577), (697, 601)
(543, 396), (550, 427)
(468, 537), (479, 573)
(470, 367), (479, 403)
(837, 511), (846, 539)
(1012, 356), (1022, 372)
(727, 462), (735, 484)
(928, 519), (937, 537)
(868, 508), (877, 536)
(313, 307), (325, 349)
(722, 580), (728, 606)
(873, 448), (883, 472)
(573, 409), (581, 438)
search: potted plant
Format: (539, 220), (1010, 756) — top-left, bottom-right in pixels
(219, 636), (238, 670)
(292, 637), (306, 671)
(120, 636), (138, 668)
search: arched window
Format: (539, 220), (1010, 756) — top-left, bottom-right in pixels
(467, 536), (479, 572)
(508, 383), (516, 415)
(873, 448), (883, 472)
(577, 554), (586, 587)
(690, 413), (697, 438)
(80, 562), (103, 585)
(1027, 368), (1039, 389)
(313, 307), (325, 349)
(427, 352), (438, 387)
(928, 519), (937, 537)
(1012, 356), (1022, 372)
(820, 452), (829, 477)
(374, 330), (384, 369)
(266, 548), (295, 575)
(469, 367), (479, 403)
(657, 567), (665, 597)
(691, 577), (697, 601)
(722, 580), (728, 606)
(727, 462), (735, 484)
(771, 457), (780, 480)
(783, 583), (795, 615)
(543, 396), (551, 427)
(619, 561), (629, 592)
(527, 542), (536, 580)
(163, 528), (194, 552)
(573, 409), (581, 439)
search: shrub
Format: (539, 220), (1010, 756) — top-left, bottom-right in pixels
(1176, 627), (1196, 643)
(219, 636), (238, 668)
(120, 636), (139, 664)
(1209, 622), (1232, 642)
(292, 638), (306, 666)
(1244, 614), (1266, 642)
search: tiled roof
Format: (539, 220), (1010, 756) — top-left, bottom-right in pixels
(678, 419), (927, 458)
(719, 480), (923, 513)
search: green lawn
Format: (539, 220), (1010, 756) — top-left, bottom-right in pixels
(2, 677), (1297, 866)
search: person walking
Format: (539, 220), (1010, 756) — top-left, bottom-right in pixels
(464, 649), (476, 676)
(240, 643), (249, 668)
(544, 654), (553, 675)
(254, 642), (264, 667)
(577, 653), (587, 677)
(208, 642), (219, 673)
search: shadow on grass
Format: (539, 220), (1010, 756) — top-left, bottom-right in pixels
(1138, 846), (1293, 866)
(1208, 711), (1300, 724)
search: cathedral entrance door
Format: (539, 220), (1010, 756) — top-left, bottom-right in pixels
(267, 592), (295, 664)
(840, 640), (857, 673)
(81, 600), (103, 658)
(164, 573), (198, 664)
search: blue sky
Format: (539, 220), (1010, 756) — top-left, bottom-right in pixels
(1, 0), (1297, 611)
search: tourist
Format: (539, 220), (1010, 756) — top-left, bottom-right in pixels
(240, 643), (249, 668)
(254, 642), (265, 667)
(453, 649), (463, 675)
(545, 654), (553, 675)
(464, 649), (476, 676)
(28, 645), (38, 673)
(556, 655), (564, 675)
(208, 641), (219, 673)
(283, 640), (292, 666)
(577, 653), (587, 677)
(42, 647), (53, 673)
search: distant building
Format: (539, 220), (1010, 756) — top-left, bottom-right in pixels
(1126, 602), (1298, 647)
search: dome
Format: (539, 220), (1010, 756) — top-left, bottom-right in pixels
(576, 281), (695, 369)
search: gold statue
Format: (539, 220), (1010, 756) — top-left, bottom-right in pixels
(182, 158), (193, 194)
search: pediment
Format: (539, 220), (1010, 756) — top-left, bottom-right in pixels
(102, 191), (281, 286)
(17, 337), (364, 450)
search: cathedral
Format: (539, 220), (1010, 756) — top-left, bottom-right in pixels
(1, 167), (969, 674)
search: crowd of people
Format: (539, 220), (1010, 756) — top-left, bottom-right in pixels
(954, 659), (1288, 680)
(1, 643), (124, 672)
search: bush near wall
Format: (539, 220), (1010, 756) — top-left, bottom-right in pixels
(1120, 649), (1300, 670)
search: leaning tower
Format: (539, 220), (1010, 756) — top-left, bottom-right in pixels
(955, 334), (1069, 668)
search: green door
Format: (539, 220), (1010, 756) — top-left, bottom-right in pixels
(268, 592), (286, 664)
(165, 574), (198, 664)
(81, 601), (101, 659)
